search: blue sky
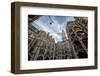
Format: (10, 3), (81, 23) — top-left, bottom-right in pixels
(32, 16), (74, 43)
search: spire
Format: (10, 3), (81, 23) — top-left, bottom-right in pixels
(62, 30), (67, 41)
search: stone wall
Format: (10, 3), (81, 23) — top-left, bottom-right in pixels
(66, 17), (88, 58)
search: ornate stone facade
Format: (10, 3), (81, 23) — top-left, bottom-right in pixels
(28, 15), (56, 60)
(28, 15), (88, 61)
(28, 24), (56, 60)
(66, 17), (88, 58)
(28, 23), (73, 60)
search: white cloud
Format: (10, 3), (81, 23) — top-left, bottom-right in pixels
(32, 16), (74, 43)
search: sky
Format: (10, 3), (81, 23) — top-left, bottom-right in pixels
(31, 16), (74, 43)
